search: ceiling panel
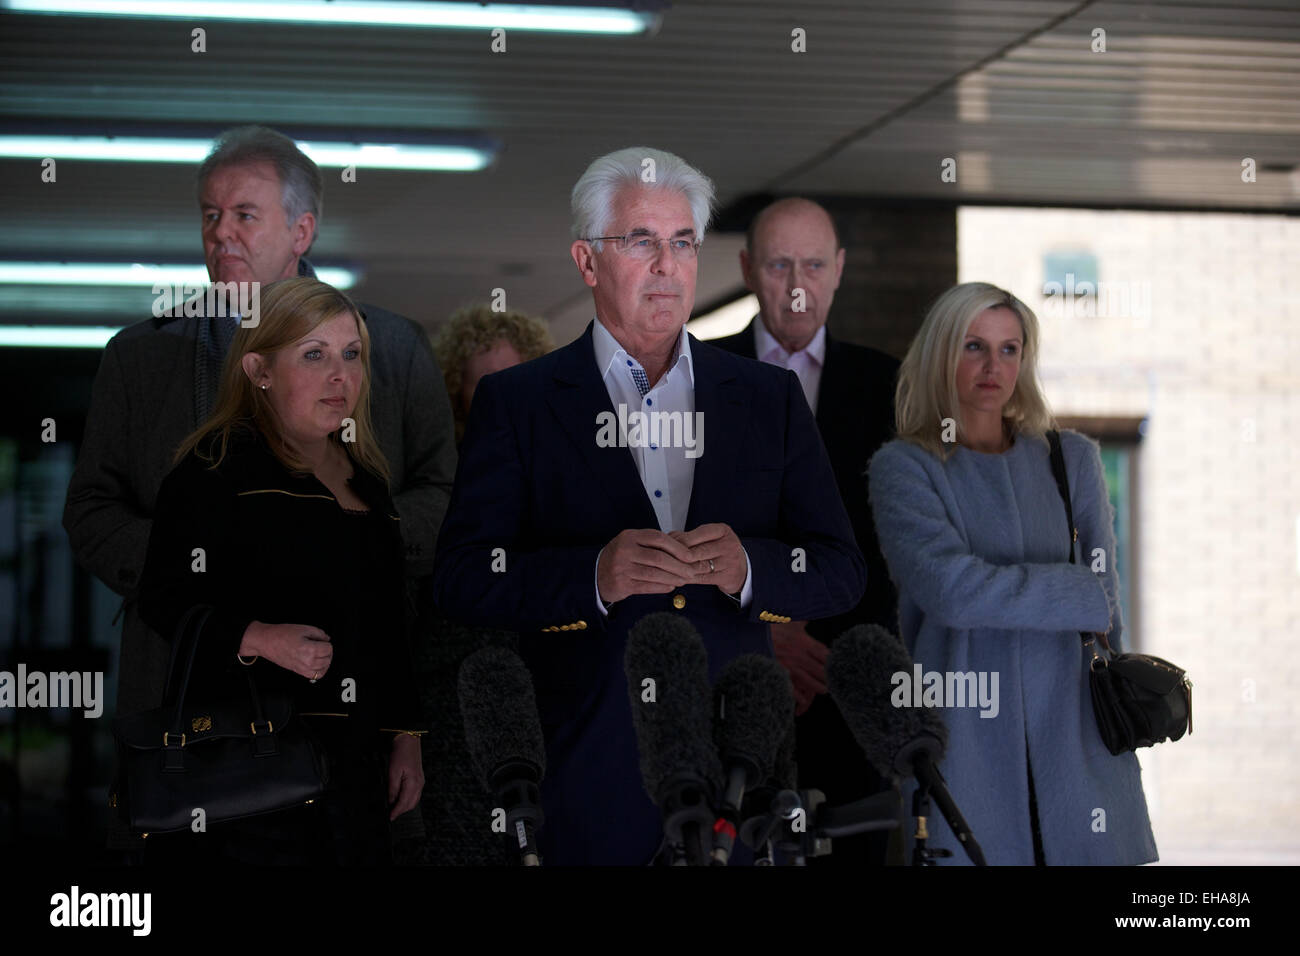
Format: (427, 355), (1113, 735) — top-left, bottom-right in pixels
(1, 0), (1296, 343)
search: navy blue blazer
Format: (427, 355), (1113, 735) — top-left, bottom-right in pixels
(432, 322), (865, 865)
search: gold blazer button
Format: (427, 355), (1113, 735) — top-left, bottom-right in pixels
(672, 594), (686, 610)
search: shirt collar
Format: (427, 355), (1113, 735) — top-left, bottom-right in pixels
(754, 316), (826, 366)
(592, 316), (695, 389)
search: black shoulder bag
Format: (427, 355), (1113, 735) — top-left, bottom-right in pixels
(111, 605), (330, 835)
(1045, 431), (1193, 755)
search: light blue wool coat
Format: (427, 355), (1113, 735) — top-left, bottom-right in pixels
(868, 430), (1158, 865)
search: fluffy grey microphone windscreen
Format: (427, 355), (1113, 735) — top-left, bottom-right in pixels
(826, 624), (947, 779)
(624, 612), (722, 803)
(458, 645), (547, 787)
(713, 654), (795, 788)
(770, 719), (797, 790)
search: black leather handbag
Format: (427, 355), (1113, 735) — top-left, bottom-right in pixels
(1046, 431), (1192, 755)
(111, 605), (330, 835)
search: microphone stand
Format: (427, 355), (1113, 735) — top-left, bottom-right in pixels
(910, 784), (949, 866)
(741, 789), (900, 865)
(915, 764), (982, 868)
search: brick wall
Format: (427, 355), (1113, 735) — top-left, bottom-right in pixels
(959, 207), (1300, 864)
(823, 201), (957, 359)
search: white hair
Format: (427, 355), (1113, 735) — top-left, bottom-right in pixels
(570, 146), (715, 250)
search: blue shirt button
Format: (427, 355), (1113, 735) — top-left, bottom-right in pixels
(654, 490), (662, 498)
(646, 398), (652, 406)
(650, 444), (657, 450)
(626, 359), (633, 366)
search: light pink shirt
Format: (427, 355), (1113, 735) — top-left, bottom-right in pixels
(754, 318), (826, 416)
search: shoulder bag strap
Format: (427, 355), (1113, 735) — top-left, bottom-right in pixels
(1045, 429), (1077, 563)
(1045, 431), (1111, 656)
(162, 604), (215, 739)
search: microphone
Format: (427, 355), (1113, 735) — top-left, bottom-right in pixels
(736, 686), (902, 865)
(710, 654), (794, 864)
(458, 645), (547, 866)
(770, 711), (798, 794)
(827, 624), (986, 866)
(735, 705), (804, 864)
(624, 612), (722, 866)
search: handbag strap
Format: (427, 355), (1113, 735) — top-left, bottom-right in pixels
(1045, 431), (1111, 656)
(161, 604), (214, 741)
(1045, 430), (1077, 564)
(162, 605), (274, 742)
(162, 605), (214, 708)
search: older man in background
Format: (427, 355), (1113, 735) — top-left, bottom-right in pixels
(712, 197), (901, 867)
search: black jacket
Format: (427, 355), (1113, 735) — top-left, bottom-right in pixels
(137, 423), (420, 733)
(710, 320), (900, 639)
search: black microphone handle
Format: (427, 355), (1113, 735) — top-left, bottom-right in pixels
(511, 815), (541, 867)
(666, 812), (711, 866)
(492, 767), (545, 866)
(711, 763), (754, 865)
(912, 751), (987, 866)
(659, 775), (714, 865)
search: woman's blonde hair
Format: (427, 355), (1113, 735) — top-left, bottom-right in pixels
(434, 303), (554, 442)
(175, 276), (389, 482)
(895, 281), (1054, 459)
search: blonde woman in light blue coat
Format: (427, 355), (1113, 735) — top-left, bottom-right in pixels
(868, 282), (1157, 865)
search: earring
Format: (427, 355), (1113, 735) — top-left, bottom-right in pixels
(260, 384), (269, 391)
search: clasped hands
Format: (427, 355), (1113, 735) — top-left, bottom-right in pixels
(597, 523), (746, 605)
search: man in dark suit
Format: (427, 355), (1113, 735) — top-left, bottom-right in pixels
(711, 197), (900, 866)
(432, 149), (865, 866)
(63, 125), (456, 853)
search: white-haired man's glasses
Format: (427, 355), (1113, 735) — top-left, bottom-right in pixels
(585, 233), (701, 260)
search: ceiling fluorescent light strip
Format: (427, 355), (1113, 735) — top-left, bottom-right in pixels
(0, 326), (123, 348)
(0, 0), (658, 34)
(0, 135), (493, 171)
(0, 262), (357, 289)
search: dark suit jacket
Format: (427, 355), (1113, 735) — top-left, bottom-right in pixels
(710, 320), (900, 636)
(431, 322), (865, 866)
(63, 269), (457, 722)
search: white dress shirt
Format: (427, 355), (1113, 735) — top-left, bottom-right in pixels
(754, 318), (826, 416)
(593, 316), (696, 532)
(590, 317), (751, 614)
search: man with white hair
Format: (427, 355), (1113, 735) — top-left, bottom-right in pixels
(433, 147), (865, 866)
